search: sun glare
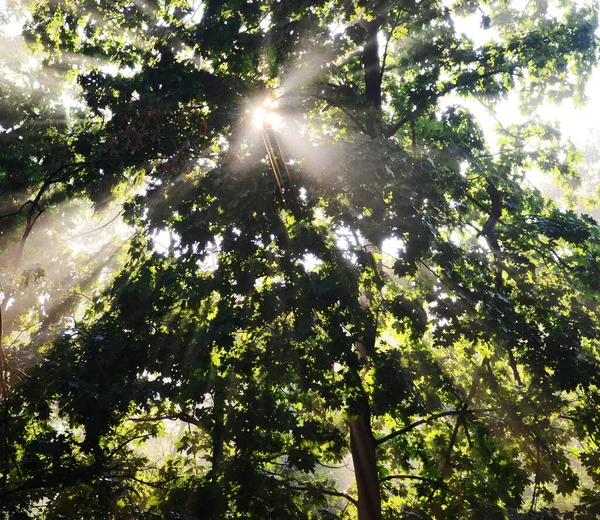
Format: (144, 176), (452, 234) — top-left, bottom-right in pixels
(252, 98), (283, 131)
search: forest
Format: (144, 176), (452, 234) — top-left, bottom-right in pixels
(1, 0), (600, 518)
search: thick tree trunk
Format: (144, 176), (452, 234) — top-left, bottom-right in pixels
(350, 412), (382, 520)
(210, 378), (226, 519)
(362, 18), (382, 137)
(349, 18), (384, 520)
(350, 320), (382, 520)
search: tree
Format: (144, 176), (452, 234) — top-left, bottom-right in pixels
(1, 0), (600, 519)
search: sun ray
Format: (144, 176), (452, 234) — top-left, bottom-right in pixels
(262, 129), (285, 201)
(272, 130), (294, 186)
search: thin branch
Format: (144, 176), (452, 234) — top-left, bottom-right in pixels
(12, 206), (44, 273)
(288, 485), (358, 507)
(106, 434), (152, 458)
(261, 467), (358, 507)
(384, 114), (410, 138)
(0, 304), (8, 490)
(103, 473), (180, 489)
(0, 360), (29, 381)
(317, 460), (353, 470)
(63, 210), (124, 241)
(45, 155), (156, 171)
(380, 474), (475, 502)
(0, 200), (34, 221)
(376, 408), (505, 446)
(530, 442), (541, 512)
(379, 13), (408, 85)
(437, 367), (485, 492)
(315, 95), (368, 135)
(440, 407), (466, 479)
(71, 291), (95, 303)
(128, 412), (202, 429)
(8, 161), (84, 278)
(321, 489), (358, 506)
(558, 414), (583, 423)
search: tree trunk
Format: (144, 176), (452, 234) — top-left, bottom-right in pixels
(362, 17), (382, 137)
(350, 411), (382, 520)
(350, 321), (382, 520)
(210, 377), (226, 519)
(349, 17), (385, 520)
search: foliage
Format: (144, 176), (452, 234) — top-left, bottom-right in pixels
(0, 0), (600, 519)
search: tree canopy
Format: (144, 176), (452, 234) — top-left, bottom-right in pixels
(1, 0), (600, 519)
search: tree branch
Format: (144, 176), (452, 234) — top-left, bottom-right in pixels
(437, 366), (486, 490)
(316, 95), (368, 135)
(379, 13), (408, 85)
(384, 114), (410, 138)
(128, 412), (203, 429)
(288, 485), (358, 507)
(380, 474), (476, 502)
(0, 201), (35, 221)
(376, 408), (505, 446)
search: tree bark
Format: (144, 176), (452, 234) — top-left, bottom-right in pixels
(210, 377), (226, 519)
(349, 331), (383, 520)
(362, 18), (382, 137)
(349, 17), (385, 520)
(350, 411), (382, 520)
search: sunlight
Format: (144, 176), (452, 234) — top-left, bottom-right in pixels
(252, 98), (283, 131)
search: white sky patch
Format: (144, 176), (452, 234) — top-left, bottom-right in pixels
(0, 0), (24, 38)
(197, 243), (220, 272)
(453, 14), (500, 47)
(186, 1), (205, 26)
(152, 228), (175, 255)
(542, 67), (600, 148)
(60, 86), (86, 117)
(99, 62), (120, 76)
(38, 292), (50, 306)
(259, 12), (272, 32)
(382, 237), (404, 260)
(329, 20), (346, 37)
(0, 20), (22, 38)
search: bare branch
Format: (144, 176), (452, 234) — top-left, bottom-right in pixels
(0, 201), (35, 221)
(315, 95), (368, 135)
(128, 412), (203, 429)
(384, 114), (410, 138)
(376, 408), (505, 446)
(287, 484), (358, 507)
(63, 210), (124, 241)
(380, 474), (476, 502)
(103, 473), (181, 489)
(379, 13), (409, 85)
